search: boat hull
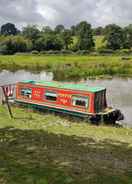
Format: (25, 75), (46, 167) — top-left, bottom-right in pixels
(15, 100), (124, 124)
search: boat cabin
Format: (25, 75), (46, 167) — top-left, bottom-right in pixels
(15, 80), (107, 116)
(15, 80), (124, 123)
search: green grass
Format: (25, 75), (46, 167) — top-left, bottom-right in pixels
(94, 35), (106, 49)
(0, 55), (132, 80)
(0, 105), (132, 184)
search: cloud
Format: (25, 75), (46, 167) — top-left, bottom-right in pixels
(0, 0), (132, 28)
(37, 0), (99, 27)
(0, 0), (45, 28)
(94, 0), (132, 26)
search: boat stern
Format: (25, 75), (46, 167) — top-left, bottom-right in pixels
(102, 108), (124, 124)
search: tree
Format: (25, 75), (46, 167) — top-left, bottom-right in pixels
(103, 24), (116, 35)
(35, 34), (63, 51)
(1, 23), (19, 35)
(104, 24), (124, 50)
(61, 29), (73, 49)
(22, 25), (40, 44)
(55, 25), (65, 34)
(103, 24), (122, 37)
(93, 26), (104, 36)
(76, 21), (95, 50)
(70, 25), (76, 36)
(42, 26), (53, 34)
(0, 36), (32, 54)
(123, 24), (132, 49)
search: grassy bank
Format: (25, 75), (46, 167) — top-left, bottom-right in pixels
(0, 55), (132, 80)
(0, 105), (132, 184)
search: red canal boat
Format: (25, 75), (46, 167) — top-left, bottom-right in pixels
(15, 80), (124, 124)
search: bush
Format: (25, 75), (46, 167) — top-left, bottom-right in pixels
(117, 49), (132, 55)
(76, 50), (90, 55)
(90, 51), (99, 56)
(15, 52), (31, 55)
(97, 48), (115, 55)
(0, 36), (32, 55)
(39, 50), (63, 55)
(60, 49), (74, 55)
(46, 50), (61, 55)
(39, 50), (76, 55)
(31, 50), (39, 55)
(39, 51), (47, 55)
(0, 44), (8, 54)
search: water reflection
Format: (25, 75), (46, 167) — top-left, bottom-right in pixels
(0, 70), (53, 85)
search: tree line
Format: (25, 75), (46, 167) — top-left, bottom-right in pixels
(0, 22), (132, 54)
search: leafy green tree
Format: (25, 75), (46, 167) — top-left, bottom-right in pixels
(76, 21), (95, 50)
(0, 23), (19, 35)
(55, 25), (65, 34)
(42, 26), (53, 34)
(70, 25), (76, 36)
(104, 24), (124, 50)
(93, 26), (104, 36)
(123, 24), (132, 49)
(22, 25), (40, 44)
(103, 24), (123, 38)
(61, 29), (73, 49)
(35, 34), (63, 51)
(0, 36), (32, 54)
(103, 24), (117, 35)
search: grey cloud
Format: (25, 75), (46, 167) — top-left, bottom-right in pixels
(94, 0), (132, 26)
(0, 0), (45, 28)
(0, 0), (132, 28)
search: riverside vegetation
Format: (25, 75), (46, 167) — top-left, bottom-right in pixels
(0, 55), (132, 80)
(0, 105), (132, 184)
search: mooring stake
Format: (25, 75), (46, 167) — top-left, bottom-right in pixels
(1, 86), (13, 118)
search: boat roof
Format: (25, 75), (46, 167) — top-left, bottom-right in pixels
(21, 80), (106, 93)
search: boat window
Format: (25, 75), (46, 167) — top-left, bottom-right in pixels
(45, 91), (57, 101)
(20, 88), (32, 98)
(72, 96), (89, 108)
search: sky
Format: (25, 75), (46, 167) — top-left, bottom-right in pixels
(0, 0), (132, 29)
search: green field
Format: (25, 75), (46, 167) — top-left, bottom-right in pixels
(0, 105), (132, 184)
(94, 35), (106, 49)
(0, 55), (132, 80)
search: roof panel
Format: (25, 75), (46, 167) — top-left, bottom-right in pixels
(22, 80), (105, 93)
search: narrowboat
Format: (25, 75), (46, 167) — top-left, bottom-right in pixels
(15, 80), (124, 124)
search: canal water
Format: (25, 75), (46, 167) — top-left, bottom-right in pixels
(0, 70), (132, 127)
